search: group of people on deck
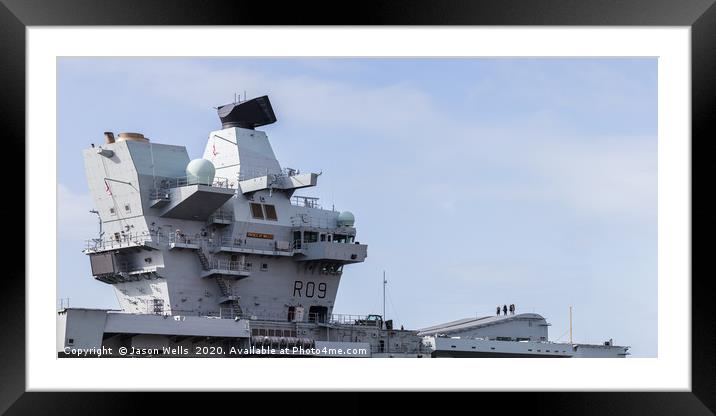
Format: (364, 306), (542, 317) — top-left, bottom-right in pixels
(496, 304), (516, 316)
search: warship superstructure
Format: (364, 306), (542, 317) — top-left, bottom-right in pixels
(57, 95), (629, 358)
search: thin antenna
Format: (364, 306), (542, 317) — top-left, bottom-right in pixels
(383, 270), (387, 323)
(569, 305), (573, 344)
(383, 270), (389, 354)
(244, 90), (247, 101)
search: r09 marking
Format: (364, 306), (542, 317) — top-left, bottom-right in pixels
(293, 281), (326, 298)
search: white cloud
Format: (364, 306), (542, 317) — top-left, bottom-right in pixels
(526, 135), (656, 220)
(63, 59), (444, 139)
(411, 123), (656, 223)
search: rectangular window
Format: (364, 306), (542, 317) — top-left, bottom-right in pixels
(304, 231), (318, 243)
(152, 299), (164, 314)
(250, 203), (264, 219)
(287, 306), (296, 321)
(263, 204), (278, 221)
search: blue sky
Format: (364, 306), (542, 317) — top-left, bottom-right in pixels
(57, 58), (657, 357)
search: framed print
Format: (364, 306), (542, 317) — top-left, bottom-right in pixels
(2, 0), (714, 413)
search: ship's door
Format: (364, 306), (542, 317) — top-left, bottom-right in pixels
(287, 306), (296, 322)
(308, 306), (328, 323)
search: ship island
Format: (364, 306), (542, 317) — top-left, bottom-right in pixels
(57, 95), (630, 358)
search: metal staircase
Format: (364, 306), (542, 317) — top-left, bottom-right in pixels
(216, 276), (242, 317)
(196, 244), (242, 317)
(196, 247), (210, 270)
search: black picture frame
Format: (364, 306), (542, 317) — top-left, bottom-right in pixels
(2, 0), (714, 413)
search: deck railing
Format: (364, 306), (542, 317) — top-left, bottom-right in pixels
(154, 175), (232, 190)
(84, 230), (154, 251)
(291, 195), (322, 209)
(208, 259), (250, 272)
(208, 210), (233, 222)
(218, 236), (292, 252)
(237, 167), (302, 182)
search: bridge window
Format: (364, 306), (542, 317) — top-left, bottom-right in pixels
(250, 203), (264, 219)
(263, 204), (278, 221)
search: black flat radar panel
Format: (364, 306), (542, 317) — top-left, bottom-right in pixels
(217, 95), (277, 129)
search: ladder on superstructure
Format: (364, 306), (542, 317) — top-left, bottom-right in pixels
(195, 244), (242, 318)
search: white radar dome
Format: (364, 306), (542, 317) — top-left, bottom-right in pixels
(186, 159), (216, 185)
(337, 211), (355, 227)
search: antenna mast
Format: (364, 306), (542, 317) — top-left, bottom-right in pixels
(383, 270), (389, 354)
(569, 305), (573, 344)
(383, 270), (386, 323)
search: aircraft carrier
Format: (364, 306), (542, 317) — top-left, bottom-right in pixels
(57, 95), (629, 358)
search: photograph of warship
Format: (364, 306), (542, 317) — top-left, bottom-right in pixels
(57, 95), (630, 358)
